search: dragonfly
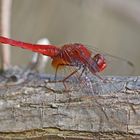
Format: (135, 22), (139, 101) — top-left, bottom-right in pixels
(0, 36), (135, 131)
(0, 36), (134, 94)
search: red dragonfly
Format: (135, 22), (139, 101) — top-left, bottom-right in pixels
(0, 36), (135, 131)
(0, 36), (133, 93)
(0, 36), (106, 76)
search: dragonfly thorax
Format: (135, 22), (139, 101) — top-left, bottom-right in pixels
(52, 43), (92, 68)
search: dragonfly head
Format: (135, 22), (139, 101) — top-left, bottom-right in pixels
(92, 54), (107, 72)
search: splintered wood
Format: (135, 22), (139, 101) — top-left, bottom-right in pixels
(0, 68), (139, 139)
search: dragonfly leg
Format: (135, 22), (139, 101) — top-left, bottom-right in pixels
(54, 64), (59, 81)
(77, 66), (87, 80)
(54, 64), (81, 90)
(62, 69), (79, 89)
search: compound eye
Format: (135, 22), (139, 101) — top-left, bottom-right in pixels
(93, 54), (107, 72)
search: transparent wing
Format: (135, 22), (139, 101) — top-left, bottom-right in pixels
(48, 44), (136, 134)
(86, 45), (134, 76)
(50, 43), (133, 95)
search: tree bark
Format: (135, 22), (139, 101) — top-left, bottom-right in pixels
(0, 67), (139, 139)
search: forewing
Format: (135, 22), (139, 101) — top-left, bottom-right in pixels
(86, 45), (134, 76)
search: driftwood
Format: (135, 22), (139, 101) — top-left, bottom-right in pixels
(0, 67), (139, 140)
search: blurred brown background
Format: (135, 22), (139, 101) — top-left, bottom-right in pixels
(2, 0), (140, 75)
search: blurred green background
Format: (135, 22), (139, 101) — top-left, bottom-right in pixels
(5, 0), (140, 75)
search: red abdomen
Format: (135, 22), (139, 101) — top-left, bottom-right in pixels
(0, 36), (60, 57)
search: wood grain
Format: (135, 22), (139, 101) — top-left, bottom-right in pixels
(0, 67), (139, 139)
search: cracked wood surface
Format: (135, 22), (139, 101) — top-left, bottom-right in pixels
(0, 67), (139, 139)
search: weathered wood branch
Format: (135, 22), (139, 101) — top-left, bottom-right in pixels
(0, 67), (139, 139)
